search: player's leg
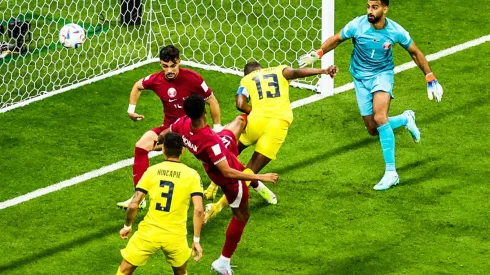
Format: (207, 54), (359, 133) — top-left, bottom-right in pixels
(204, 115), (248, 200)
(371, 72), (399, 190)
(116, 259), (137, 275)
(171, 264), (188, 275)
(163, 237), (191, 275)
(212, 181), (249, 274)
(117, 128), (160, 209)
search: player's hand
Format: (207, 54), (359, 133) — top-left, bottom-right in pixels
(128, 112), (145, 121)
(298, 50), (322, 68)
(213, 124), (224, 133)
(324, 65), (339, 78)
(426, 73), (443, 102)
(260, 173), (279, 184)
(192, 242), (203, 261)
(119, 226), (132, 239)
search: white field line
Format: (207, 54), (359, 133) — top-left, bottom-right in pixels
(1, 34), (489, 210)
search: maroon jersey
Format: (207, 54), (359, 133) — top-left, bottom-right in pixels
(142, 68), (213, 129)
(170, 116), (245, 186)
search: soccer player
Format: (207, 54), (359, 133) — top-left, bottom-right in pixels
(116, 132), (204, 275)
(159, 94), (279, 274)
(204, 61), (339, 221)
(117, 45), (223, 208)
(298, 0), (444, 190)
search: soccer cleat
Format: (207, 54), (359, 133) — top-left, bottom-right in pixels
(211, 259), (233, 275)
(373, 172), (400, 191)
(204, 202), (224, 223)
(204, 182), (219, 200)
(117, 196), (147, 209)
(256, 185), (277, 205)
(404, 110), (421, 143)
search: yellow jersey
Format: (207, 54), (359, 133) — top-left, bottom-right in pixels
(135, 160), (203, 241)
(238, 65), (293, 124)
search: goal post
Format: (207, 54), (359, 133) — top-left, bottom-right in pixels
(0, 0), (335, 113)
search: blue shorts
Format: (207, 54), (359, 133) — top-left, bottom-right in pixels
(353, 71), (394, 116)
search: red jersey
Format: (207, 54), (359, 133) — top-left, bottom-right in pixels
(170, 116), (245, 186)
(142, 68), (213, 128)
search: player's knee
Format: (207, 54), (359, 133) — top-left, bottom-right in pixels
(135, 138), (154, 151)
(373, 113), (388, 126)
(366, 127), (379, 136)
(172, 267), (187, 275)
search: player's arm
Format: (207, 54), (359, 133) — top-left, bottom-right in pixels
(191, 194), (204, 261)
(235, 85), (251, 114)
(205, 95), (222, 131)
(119, 190), (146, 239)
(406, 42), (443, 102)
(215, 159), (279, 184)
(128, 79), (146, 121)
(282, 66), (338, 81)
(298, 32), (345, 68)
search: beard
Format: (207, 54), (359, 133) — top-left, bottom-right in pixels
(367, 14), (381, 24)
(165, 73), (176, 79)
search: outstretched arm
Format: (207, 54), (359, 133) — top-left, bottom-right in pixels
(406, 42), (444, 102)
(205, 95), (222, 130)
(298, 32), (344, 68)
(282, 66), (338, 81)
(215, 159), (278, 184)
(119, 191), (146, 239)
(128, 79), (145, 121)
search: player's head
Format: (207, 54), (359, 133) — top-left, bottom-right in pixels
(159, 45), (181, 80)
(243, 61), (262, 76)
(367, 0), (389, 24)
(184, 94), (206, 120)
(161, 132), (185, 159)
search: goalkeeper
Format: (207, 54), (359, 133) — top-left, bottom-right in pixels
(298, 0), (444, 191)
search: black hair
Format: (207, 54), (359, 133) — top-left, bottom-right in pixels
(380, 0), (389, 6)
(162, 132), (184, 158)
(183, 94), (205, 120)
(243, 61), (262, 76)
(159, 45), (180, 63)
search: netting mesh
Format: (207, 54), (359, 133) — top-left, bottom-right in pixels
(0, 0), (321, 110)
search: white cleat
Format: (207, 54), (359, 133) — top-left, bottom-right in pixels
(404, 110), (421, 143)
(117, 196), (146, 209)
(211, 259), (233, 275)
(373, 172), (400, 191)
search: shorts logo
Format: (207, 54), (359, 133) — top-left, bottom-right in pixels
(382, 42), (392, 50)
(168, 88), (177, 98)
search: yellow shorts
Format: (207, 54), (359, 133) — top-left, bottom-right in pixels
(239, 116), (290, 160)
(121, 231), (191, 268)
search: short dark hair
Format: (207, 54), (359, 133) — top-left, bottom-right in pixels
(184, 94), (205, 120)
(380, 0), (389, 6)
(162, 132), (184, 158)
(244, 61), (262, 76)
(159, 45), (180, 63)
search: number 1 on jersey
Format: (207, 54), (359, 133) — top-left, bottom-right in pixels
(252, 74), (281, 99)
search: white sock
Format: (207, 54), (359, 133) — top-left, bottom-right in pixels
(385, 170), (398, 176)
(253, 180), (264, 192)
(219, 255), (231, 265)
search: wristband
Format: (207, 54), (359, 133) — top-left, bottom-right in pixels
(123, 224), (132, 230)
(193, 236), (200, 243)
(316, 49), (324, 58)
(425, 72), (436, 82)
(127, 104), (136, 114)
(213, 124), (222, 129)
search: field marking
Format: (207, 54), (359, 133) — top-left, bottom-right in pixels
(1, 34), (489, 210)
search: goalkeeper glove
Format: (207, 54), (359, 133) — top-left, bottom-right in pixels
(426, 73), (443, 103)
(298, 49), (324, 68)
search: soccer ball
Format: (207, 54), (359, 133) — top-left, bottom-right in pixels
(59, 23), (85, 49)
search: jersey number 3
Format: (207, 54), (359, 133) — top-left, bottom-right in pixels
(252, 74), (280, 99)
(155, 180), (174, 212)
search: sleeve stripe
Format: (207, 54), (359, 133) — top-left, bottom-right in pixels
(214, 156), (226, 165)
(191, 192), (204, 197)
(203, 93), (213, 101)
(135, 187), (148, 194)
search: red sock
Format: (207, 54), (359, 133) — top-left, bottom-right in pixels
(133, 147), (149, 187)
(221, 217), (247, 258)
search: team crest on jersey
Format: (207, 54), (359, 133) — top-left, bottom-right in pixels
(167, 87), (177, 98)
(383, 42), (392, 50)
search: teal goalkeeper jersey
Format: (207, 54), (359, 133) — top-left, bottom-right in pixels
(340, 16), (413, 80)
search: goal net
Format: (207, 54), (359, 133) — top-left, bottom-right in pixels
(0, 0), (333, 112)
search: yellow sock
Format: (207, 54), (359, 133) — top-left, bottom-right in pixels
(116, 268), (125, 275)
(242, 168), (254, 187)
(217, 194), (229, 209)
